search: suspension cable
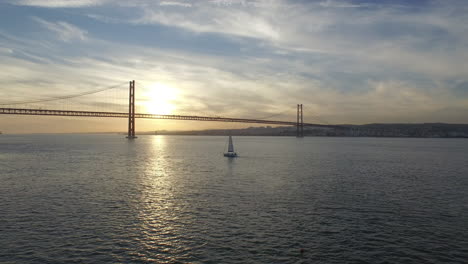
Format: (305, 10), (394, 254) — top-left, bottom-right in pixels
(0, 81), (128, 106)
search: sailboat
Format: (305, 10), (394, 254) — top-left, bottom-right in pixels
(223, 135), (238, 157)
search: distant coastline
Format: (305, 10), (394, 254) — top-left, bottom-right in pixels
(146, 123), (468, 138)
(2, 123), (468, 138)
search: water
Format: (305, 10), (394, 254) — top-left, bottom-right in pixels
(1, 135), (468, 263)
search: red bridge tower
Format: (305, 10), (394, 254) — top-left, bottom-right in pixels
(126, 80), (137, 139)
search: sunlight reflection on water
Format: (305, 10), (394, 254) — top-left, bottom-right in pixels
(139, 136), (181, 262)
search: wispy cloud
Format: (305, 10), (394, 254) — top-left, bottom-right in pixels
(0, 46), (13, 54)
(319, 0), (367, 8)
(33, 17), (88, 42)
(137, 6), (280, 41)
(130, 0), (468, 79)
(159, 1), (191, 7)
(9, 0), (108, 8)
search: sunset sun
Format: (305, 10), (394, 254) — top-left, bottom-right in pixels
(143, 83), (177, 115)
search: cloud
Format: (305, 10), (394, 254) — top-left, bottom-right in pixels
(0, 47), (13, 54)
(3, 22), (467, 124)
(127, 0), (468, 80)
(9, 0), (109, 8)
(135, 1), (281, 41)
(159, 1), (191, 7)
(319, 0), (366, 8)
(33, 17), (88, 42)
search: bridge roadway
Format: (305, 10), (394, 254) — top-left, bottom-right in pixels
(0, 107), (340, 128)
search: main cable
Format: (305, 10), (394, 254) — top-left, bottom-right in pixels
(0, 81), (128, 106)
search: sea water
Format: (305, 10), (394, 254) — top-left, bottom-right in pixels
(1, 135), (467, 263)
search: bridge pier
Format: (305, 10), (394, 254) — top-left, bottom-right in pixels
(296, 104), (304, 137)
(126, 80), (137, 139)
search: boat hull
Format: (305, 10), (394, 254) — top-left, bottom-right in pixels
(223, 152), (238, 157)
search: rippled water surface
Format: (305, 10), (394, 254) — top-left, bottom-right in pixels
(1, 135), (468, 263)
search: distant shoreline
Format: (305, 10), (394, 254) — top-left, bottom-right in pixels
(3, 123), (467, 138)
(147, 123), (468, 138)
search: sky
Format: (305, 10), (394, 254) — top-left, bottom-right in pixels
(1, 0), (468, 133)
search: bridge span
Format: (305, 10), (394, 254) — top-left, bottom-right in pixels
(0, 107), (338, 128)
(0, 80), (344, 137)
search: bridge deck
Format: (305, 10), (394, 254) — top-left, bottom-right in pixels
(0, 107), (339, 128)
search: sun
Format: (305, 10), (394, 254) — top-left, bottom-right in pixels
(143, 83), (178, 115)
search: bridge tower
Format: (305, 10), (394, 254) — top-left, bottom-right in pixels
(127, 80), (137, 139)
(296, 104), (304, 137)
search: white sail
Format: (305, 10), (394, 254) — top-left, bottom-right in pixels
(228, 135), (234, 152)
(224, 135), (237, 157)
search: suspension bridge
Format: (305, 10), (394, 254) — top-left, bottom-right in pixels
(0, 80), (341, 138)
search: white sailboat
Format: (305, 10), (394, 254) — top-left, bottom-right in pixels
(223, 135), (238, 157)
